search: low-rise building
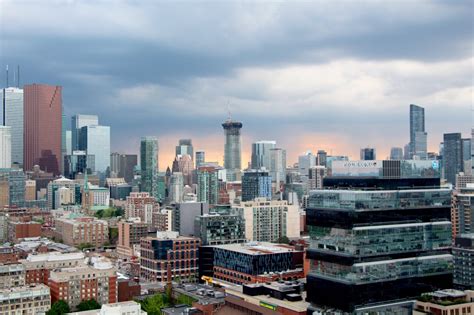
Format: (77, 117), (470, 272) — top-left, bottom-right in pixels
(67, 301), (146, 315)
(194, 212), (246, 246)
(0, 284), (51, 315)
(48, 257), (117, 309)
(224, 281), (309, 315)
(54, 216), (109, 247)
(206, 242), (304, 285)
(414, 289), (474, 315)
(0, 263), (25, 289)
(140, 231), (200, 283)
(20, 251), (85, 285)
(8, 221), (42, 242)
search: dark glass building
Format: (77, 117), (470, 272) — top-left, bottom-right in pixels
(194, 212), (246, 246)
(443, 133), (463, 185)
(453, 234), (474, 290)
(241, 170), (271, 201)
(306, 177), (453, 313)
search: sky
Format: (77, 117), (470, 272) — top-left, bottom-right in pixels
(1, 0), (473, 170)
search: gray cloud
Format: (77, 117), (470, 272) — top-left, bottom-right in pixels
(0, 0), (472, 165)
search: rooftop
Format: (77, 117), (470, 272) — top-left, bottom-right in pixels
(212, 242), (299, 255)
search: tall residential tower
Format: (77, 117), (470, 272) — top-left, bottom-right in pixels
(222, 118), (242, 181)
(410, 104), (427, 159)
(140, 137), (159, 199)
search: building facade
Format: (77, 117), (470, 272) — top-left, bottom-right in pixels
(0, 126), (11, 168)
(194, 212), (246, 246)
(444, 132), (463, 185)
(242, 170), (272, 202)
(24, 84), (62, 175)
(140, 137), (159, 199)
(54, 217), (109, 247)
(0, 284), (51, 315)
(233, 198), (300, 242)
(1, 87), (24, 166)
(306, 178), (452, 313)
(222, 119), (242, 182)
(410, 104), (427, 160)
(140, 232), (200, 283)
(453, 234), (474, 290)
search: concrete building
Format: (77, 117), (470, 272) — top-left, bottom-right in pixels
(171, 202), (209, 236)
(308, 166), (326, 190)
(124, 192), (160, 224)
(20, 251), (85, 285)
(0, 263), (25, 289)
(67, 301), (146, 315)
(222, 119), (242, 182)
(49, 257), (117, 309)
(0, 284), (51, 315)
(25, 179), (36, 201)
(140, 231), (200, 283)
(117, 219), (149, 257)
(140, 136), (159, 199)
(169, 172), (184, 203)
(24, 83), (62, 175)
(1, 87), (24, 166)
(0, 126), (11, 168)
(54, 217), (109, 247)
(453, 234), (474, 290)
(451, 185), (474, 239)
(47, 176), (81, 209)
(233, 198), (300, 242)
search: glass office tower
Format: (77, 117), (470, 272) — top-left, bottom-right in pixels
(1, 87), (23, 166)
(306, 177), (452, 313)
(79, 125), (110, 173)
(410, 104), (427, 159)
(251, 140), (276, 170)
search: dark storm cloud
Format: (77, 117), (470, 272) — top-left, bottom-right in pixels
(0, 0), (472, 163)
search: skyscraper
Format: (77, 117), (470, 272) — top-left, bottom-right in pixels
(360, 147), (376, 160)
(140, 137), (159, 199)
(175, 139), (193, 158)
(195, 151), (205, 169)
(251, 140), (276, 170)
(169, 172), (183, 203)
(316, 150), (327, 167)
(0, 126), (11, 168)
(410, 104), (427, 159)
(222, 119), (242, 181)
(390, 147), (404, 160)
(110, 153), (137, 183)
(172, 154), (193, 186)
(79, 125), (110, 173)
(71, 114), (98, 151)
(1, 87), (23, 166)
(443, 133), (463, 185)
(197, 165), (219, 205)
(24, 84), (62, 175)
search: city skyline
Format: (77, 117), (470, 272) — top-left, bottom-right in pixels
(1, 1), (472, 169)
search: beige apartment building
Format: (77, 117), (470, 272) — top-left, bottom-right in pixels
(54, 216), (109, 247)
(0, 284), (51, 315)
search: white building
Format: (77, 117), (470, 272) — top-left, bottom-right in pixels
(0, 87), (24, 166)
(169, 172), (184, 203)
(0, 126), (11, 168)
(233, 198), (300, 242)
(67, 301), (146, 315)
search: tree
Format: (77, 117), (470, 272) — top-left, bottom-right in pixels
(78, 243), (94, 250)
(77, 299), (101, 311)
(139, 293), (171, 315)
(47, 300), (70, 315)
(276, 236), (290, 244)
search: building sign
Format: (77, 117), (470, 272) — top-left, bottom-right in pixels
(259, 301), (277, 311)
(331, 160), (383, 177)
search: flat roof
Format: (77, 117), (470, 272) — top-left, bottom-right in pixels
(212, 242), (299, 255)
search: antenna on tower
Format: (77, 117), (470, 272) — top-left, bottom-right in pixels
(227, 101), (232, 121)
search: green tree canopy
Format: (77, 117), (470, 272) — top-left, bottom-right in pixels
(77, 299), (101, 311)
(46, 300), (70, 315)
(139, 293), (171, 315)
